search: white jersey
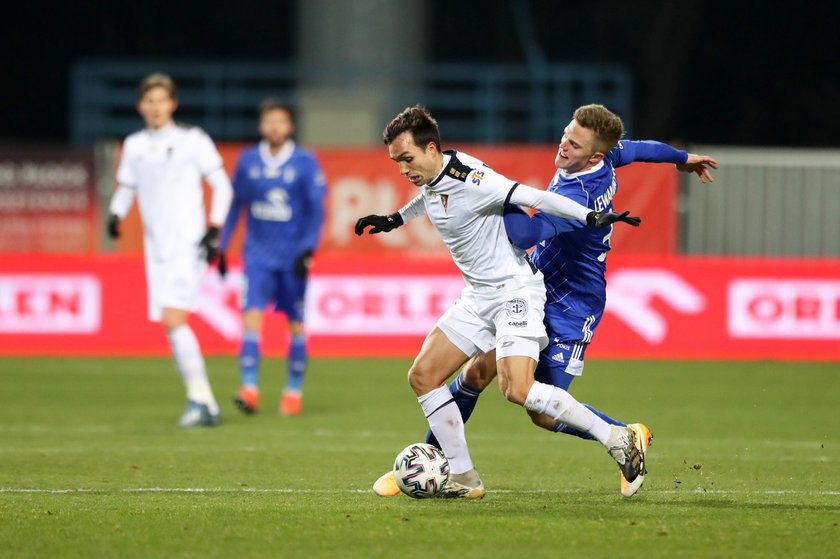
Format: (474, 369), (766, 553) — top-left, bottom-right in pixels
(403, 151), (541, 289)
(114, 122), (226, 257)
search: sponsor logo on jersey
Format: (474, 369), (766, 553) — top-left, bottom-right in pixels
(505, 298), (528, 319)
(470, 170), (485, 185)
(251, 188), (292, 221)
(551, 352), (565, 364)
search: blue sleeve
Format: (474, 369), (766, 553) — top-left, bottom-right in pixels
(298, 158), (327, 254)
(607, 140), (688, 168)
(503, 204), (581, 249)
(220, 159), (246, 251)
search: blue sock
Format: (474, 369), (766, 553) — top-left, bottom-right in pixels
(553, 404), (625, 440)
(240, 329), (261, 388)
(285, 334), (307, 392)
(426, 372), (482, 448)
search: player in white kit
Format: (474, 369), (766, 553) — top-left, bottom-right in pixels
(355, 105), (644, 498)
(107, 73), (233, 428)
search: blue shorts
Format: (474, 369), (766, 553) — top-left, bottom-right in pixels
(534, 339), (588, 391)
(242, 267), (307, 322)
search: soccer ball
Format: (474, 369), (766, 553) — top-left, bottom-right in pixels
(393, 443), (450, 499)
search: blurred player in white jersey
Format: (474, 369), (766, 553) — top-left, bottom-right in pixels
(355, 105), (644, 498)
(219, 99), (326, 416)
(107, 73), (233, 428)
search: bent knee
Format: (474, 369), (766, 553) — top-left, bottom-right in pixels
(500, 385), (529, 406)
(527, 410), (556, 431)
(407, 364), (437, 396)
(462, 355), (496, 390)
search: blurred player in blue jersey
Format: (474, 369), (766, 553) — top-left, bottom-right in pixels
(220, 99), (327, 416)
(373, 103), (716, 497)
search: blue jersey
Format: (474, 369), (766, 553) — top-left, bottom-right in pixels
(221, 141), (327, 271)
(506, 140), (686, 342)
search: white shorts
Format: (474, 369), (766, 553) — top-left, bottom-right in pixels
(436, 276), (548, 359)
(143, 243), (206, 322)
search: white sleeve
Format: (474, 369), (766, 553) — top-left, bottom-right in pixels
(508, 184), (591, 222)
(195, 130), (225, 176)
(397, 193), (426, 222)
(205, 167), (234, 226)
(115, 140), (136, 190)
(108, 185), (136, 218)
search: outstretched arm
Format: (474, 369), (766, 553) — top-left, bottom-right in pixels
(508, 184), (640, 228)
(677, 153), (717, 183)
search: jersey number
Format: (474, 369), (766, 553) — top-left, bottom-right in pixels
(598, 226), (613, 262)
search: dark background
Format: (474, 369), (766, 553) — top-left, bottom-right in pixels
(3, 0), (838, 146)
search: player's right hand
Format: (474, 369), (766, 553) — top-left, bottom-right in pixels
(586, 210), (642, 228)
(106, 214), (120, 239)
(354, 213), (404, 235)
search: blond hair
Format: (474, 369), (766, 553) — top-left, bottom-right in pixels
(573, 104), (624, 154)
(138, 73), (177, 100)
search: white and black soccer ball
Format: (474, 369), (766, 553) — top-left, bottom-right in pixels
(393, 443), (450, 499)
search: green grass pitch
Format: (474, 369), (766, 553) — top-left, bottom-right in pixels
(0, 356), (838, 558)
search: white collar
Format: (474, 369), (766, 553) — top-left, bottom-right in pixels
(427, 153), (451, 185)
(146, 122), (176, 138)
(559, 160), (605, 179)
(259, 140), (296, 168)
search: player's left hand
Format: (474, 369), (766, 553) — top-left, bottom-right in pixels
(677, 154), (717, 183)
(199, 226), (221, 263)
(294, 250), (313, 278)
(586, 210), (641, 228)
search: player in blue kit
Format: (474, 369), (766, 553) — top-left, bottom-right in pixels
(373, 103), (716, 497)
(220, 99), (327, 416)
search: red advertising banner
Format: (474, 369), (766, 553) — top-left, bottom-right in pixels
(0, 150), (98, 253)
(111, 145), (677, 257)
(1, 254), (838, 361)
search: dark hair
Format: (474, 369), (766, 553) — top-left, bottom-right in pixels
(259, 98), (295, 122)
(138, 73), (177, 100)
(383, 105), (441, 151)
(573, 104), (624, 154)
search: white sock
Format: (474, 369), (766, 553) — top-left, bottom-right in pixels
(167, 325), (219, 415)
(418, 386), (474, 474)
(524, 381), (611, 445)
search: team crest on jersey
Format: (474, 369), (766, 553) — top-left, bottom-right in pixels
(504, 298), (528, 319)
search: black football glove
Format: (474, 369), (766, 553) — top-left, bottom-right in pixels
(354, 213), (404, 235)
(294, 249), (313, 278)
(217, 252), (228, 278)
(106, 214), (120, 239)
(199, 226), (221, 263)
(586, 210), (641, 228)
